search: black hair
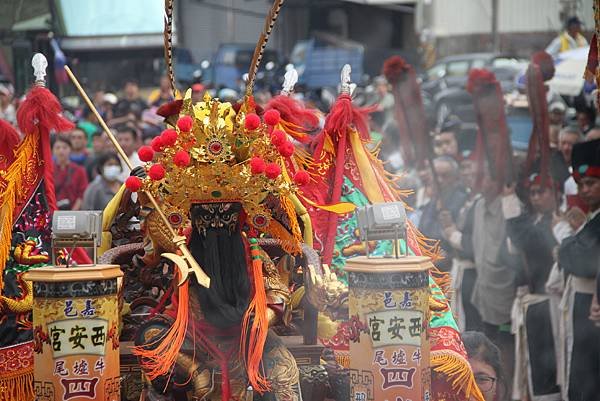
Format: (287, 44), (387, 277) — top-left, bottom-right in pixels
(91, 130), (103, 139)
(142, 126), (162, 142)
(439, 115), (462, 135)
(370, 110), (386, 130)
(52, 135), (72, 149)
(95, 152), (121, 175)
(116, 125), (139, 140)
(189, 203), (250, 329)
(70, 127), (86, 137)
(462, 331), (507, 399)
(566, 16), (582, 29)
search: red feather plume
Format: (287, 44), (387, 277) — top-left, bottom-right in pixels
(525, 60), (552, 188)
(156, 99), (183, 119)
(17, 86), (74, 211)
(469, 69), (513, 191)
(466, 68), (498, 94)
(383, 55), (429, 168)
(531, 51), (555, 82)
(383, 55), (412, 86)
(266, 95), (319, 141)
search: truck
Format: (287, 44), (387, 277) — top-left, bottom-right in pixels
(290, 33), (364, 89)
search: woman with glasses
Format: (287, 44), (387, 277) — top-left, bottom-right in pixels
(463, 331), (505, 401)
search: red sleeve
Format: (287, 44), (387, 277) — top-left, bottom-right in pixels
(75, 165), (89, 197)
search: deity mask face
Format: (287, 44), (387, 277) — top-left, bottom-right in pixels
(190, 202), (242, 236)
(188, 201), (250, 328)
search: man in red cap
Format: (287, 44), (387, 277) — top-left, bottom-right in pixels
(559, 138), (600, 401)
(191, 83), (205, 103)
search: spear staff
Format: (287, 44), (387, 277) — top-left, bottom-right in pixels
(64, 66), (210, 289)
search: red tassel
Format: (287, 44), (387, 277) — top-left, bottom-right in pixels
(322, 94), (374, 142)
(315, 95), (356, 264)
(17, 86), (73, 136)
(17, 86), (74, 211)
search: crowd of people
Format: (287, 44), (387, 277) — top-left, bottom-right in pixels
(1, 24), (599, 399)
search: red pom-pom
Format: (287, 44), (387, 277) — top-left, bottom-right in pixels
(138, 145), (154, 162)
(293, 170), (310, 186)
(151, 136), (164, 152)
(270, 129), (286, 147)
(278, 141), (295, 157)
(466, 68), (498, 94)
(265, 162), (281, 179)
(161, 129), (178, 147)
(245, 113), (261, 130)
(532, 51), (555, 81)
(173, 150), (191, 167)
(382, 56), (411, 85)
(250, 157), (266, 174)
(125, 176), (143, 192)
(148, 164), (166, 180)
(263, 109), (280, 126)
(177, 115), (194, 132)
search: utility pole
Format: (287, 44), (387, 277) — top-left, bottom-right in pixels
(227, 0), (235, 42)
(491, 0), (500, 52)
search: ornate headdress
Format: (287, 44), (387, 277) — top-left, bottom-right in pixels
(127, 90), (305, 254)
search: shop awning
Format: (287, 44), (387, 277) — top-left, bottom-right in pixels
(11, 13), (51, 32)
(54, 0), (171, 50)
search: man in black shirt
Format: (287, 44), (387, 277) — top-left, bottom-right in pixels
(559, 139), (600, 401)
(418, 155), (468, 271)
(114, 80), (148, 119)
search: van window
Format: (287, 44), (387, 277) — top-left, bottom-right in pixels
(446, 61), (470, 77)
(471, 59), (486, 69)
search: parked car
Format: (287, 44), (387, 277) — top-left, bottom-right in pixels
(421, 53), (527, 127)
(431, 87), (533, 156)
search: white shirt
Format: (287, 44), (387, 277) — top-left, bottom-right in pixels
(120, 151), (142, 182)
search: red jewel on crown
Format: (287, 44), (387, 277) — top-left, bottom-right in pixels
(168, 213), (183, 226)
(252, 214), (268, 228)
(208, 140), (223, 155)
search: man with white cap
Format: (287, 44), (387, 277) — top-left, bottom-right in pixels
(549, 101), (566, 128)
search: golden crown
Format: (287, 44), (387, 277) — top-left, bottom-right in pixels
(131, 90), (304, 252)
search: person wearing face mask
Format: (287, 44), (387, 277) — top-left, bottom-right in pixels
(81, 152), (123, 211)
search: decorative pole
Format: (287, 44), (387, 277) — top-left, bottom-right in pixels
(64, 65), (210, 289)
(23, 55), (123, 401)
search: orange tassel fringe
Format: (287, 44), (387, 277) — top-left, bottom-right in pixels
(431, 350), (485, 401)
(0, 132), (39, 291)
(132, 273), (190, 381)
(240, 239), (271, 394)
(0, 367), (34, 401)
